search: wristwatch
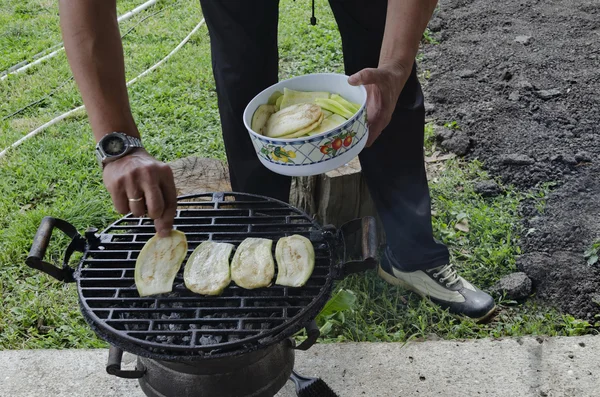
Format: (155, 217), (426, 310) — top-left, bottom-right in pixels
(95, 132), (144, 168)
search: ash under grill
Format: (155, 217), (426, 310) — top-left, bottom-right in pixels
(76, 193), (335, 359)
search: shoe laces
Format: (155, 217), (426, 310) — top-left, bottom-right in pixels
(428, 264), (460, 287)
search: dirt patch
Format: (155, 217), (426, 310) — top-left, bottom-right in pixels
(422, 0), (600, 319)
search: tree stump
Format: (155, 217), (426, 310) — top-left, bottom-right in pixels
(168, 157), (231, 196)
(168, 156), (385, 244)
(290, 157), (386, 244)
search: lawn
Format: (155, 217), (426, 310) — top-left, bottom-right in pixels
(0, 0), (590, 350)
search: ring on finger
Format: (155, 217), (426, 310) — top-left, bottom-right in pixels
(128, 197), (144, 202)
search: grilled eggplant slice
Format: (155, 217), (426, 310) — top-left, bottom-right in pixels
(184, 241), (234, 295)
(275, 235), (315, 287)
(231, 238), (275, 289)
(135, 230), (188, 297)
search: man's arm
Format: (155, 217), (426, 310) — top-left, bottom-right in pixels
(59, 0), (176, 236)
(379, 0), (438, 73)
(59, 0), (139, 140)
(348, 0), (438, 145)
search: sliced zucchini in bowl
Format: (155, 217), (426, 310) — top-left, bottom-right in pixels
(275, 234), (315, 287)
(231, 238), (275, 289)
(184, 241), (234, 295)
(135, 230), (188, 297)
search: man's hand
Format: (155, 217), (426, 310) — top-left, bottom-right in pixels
(103, 150), (177, 237)
(348, 63), (410, 147)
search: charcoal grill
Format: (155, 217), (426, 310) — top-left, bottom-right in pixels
(26, 192), (377, 397)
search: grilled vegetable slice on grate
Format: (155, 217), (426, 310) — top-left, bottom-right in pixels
(135, 230), (188, 297)
(231, 238), (275, 289)
(275, 235), (315, 287)
(183, 241), (234, 295)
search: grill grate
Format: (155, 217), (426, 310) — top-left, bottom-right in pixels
(77, 193), (335, 359)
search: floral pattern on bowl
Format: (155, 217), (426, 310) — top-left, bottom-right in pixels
(250, 109), (367, 167)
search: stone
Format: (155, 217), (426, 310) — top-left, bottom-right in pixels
(575, 152), (592, 163)
(434, 126), (455, 141)
(491, 272), (533, 300)
(441, 131), (470, 156)
(474, 180), (502, 197)
(428, 18), (444, 32)
(509, 91), (521, 101)
(562, 156), (577, 165)
(517, 80), (534, 91)
(502, 154), (535, 165)
(458, 69), (476, 78)
(501, 70), (513, 81)
(425, 102), (436, 114)
(535, 88), (561, 100)
(515, 35), (533, 45)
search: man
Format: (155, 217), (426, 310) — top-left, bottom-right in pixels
(59, 0), (495, 320)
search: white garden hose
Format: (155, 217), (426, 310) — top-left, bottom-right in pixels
(0, 0), (159, 81)
(0, 18), (206, 160)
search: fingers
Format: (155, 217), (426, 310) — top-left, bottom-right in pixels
(142, 184), (164, 220)
(348, 68), (381, 86)
(108, 182), (130, 215)
(103, 154), (177, 238)
(154, 166), (177, 238)
(125, 185), (147, 217)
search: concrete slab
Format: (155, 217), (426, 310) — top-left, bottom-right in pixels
(1, 336), (598, 397)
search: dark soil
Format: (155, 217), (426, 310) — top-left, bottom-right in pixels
(421, 0), (600, 320)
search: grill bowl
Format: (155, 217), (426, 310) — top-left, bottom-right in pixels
(77, 193), (335, 361)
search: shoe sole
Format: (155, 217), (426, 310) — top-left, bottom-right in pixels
(377, 265), (497, 323)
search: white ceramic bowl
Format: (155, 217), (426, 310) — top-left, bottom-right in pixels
(243, 73), (368, 177)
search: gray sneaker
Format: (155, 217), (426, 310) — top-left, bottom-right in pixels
(379, 247), (496, 321)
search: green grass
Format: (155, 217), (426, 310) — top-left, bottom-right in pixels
(0, 0), (592, 350)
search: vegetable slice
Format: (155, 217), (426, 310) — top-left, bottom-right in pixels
(267, 90), (283, 106)
(184, 241), (234, 295)
(330, 94), (360, 114)
(283, 112), (324, 138)
(309, 113), (347, 135)
(275, 95), (284, 112)
(275, 235), (315, 287)
(251, 104), (276, 134)
(231, 238), (275, 289)
(321, 109), (333, 118)
(280, 87), (330, 109)
(314, 98), (354, 119)
(264, 103), (322, 138)
(135, 230), (188, 297)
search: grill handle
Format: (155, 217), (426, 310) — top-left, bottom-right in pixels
(293, 320), (320, 351)
(335, 216), (378, 279)
(26, 216), (87, 282)
(106, 346), (146, 379)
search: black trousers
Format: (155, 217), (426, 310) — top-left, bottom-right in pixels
(199, 0), (449, 271)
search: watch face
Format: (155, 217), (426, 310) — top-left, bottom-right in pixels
(102, 136), (126, 156)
